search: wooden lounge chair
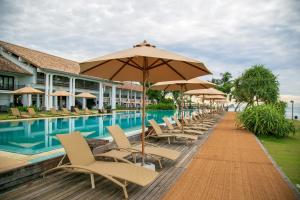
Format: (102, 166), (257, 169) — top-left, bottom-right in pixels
(193, 114), (215, 124)
(42, 132), (158, 199)
(105, 125), (181, 168)
(148, 119), (197, 144)
(62, 108), (73, 115)
(163, 117), (204, 135)
(84, 108), (94, 114)
(50, 108), (68, 116)
(74, 107), (84, 115)
(183, 118), (211, 128)
(10, 108), (31, 118)
(173, 116), (208, 131)
(190, 115), (214, 126)
(27, 108), (48, 117)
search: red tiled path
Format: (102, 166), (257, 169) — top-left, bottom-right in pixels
(163, 112), (297, 200)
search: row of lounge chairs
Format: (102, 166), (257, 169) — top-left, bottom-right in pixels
(9, 107), (97, 119)
(42, 110), (221, 199)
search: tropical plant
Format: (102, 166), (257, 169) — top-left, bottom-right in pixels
(146, 103), (175, 110)
(232, 65), (279, 108)
(212, 72), (234, 94)
(237, 104), (295, 137)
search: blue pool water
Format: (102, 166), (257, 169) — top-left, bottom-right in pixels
(0, 110), (194, 155)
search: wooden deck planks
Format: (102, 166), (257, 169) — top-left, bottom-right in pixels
(163, 112), (298, 200)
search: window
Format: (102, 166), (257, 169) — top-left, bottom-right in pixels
(0, 75), (14, 90)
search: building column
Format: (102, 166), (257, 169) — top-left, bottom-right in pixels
(48, 74), (53, 109)
(54, 96), (58, 109)
(22, 94), (27, 106)
(134, 91), (137, 107)
(68, 77), (73, 110)
(119, 89), (122, 106)
(44, 73), (49, 110)
(98, 82), (104, 109)
(127, 90), (130, 108)
(111, 85), (116, 109)
(72, 78), (76, 106)
(82, 98), (86, 109)
(10, 94), (14, 105)
(36, 94), (40, 108)
(28, 94), (32, 106)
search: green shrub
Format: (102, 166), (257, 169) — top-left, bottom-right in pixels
(237, 104), (295, 137)
(17, 106), (29, 112)
(273, 100), (287, 115)
(146, 103), (175, 110)
(16, 106), (38, 112)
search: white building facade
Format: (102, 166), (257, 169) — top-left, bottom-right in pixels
(0, 41), (146, 112)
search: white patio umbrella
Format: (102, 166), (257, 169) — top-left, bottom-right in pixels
(80, 40), (212, 165)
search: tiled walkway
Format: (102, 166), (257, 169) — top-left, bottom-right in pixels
(163, 112), (298, 200)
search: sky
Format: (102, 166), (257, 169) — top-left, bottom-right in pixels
(0, 0), (299, 97)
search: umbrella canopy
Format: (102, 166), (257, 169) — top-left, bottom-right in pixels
(75, 92), (96, 98)
(150, 77), (214, 91)
(79, 40), (212, 165)
(151, 78), (214, 132)
(80, 40), (211, 82)
(51, 91), (72, 96)
(14, 86), (43, 94)
(204, 95), (226, 100)
(184, 88), (225, 96)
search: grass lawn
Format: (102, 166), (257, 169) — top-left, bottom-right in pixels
(259, 120), (300, 191)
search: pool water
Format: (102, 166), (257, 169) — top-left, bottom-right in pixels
(0, 110), (194, 155)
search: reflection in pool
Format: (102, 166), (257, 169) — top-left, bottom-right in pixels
(0, 110), (195, 155)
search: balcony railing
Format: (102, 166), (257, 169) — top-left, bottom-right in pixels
(76, 84), (98, 90)
(0, 84), (25, 91)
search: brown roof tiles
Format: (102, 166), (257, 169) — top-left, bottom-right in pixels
(0, 55), (32, 75)
(0, 41), (80, 74)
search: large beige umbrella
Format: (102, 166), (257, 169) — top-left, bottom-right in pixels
(50, 91), (72, 96)
(14, 86), (43, 94)
(76, 92), (96, 109)
(13, 86), (43, 106)
(80, 40), (211, 165)
(75, 92), (96, 98)
(184, 88), (225, 96)
(151, 78), (214, 131)
(51, 91), (72, 110)
(185, 88), (225, 118)
(204, 95), (226, 100)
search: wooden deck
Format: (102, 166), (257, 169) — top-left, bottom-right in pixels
(163, 112), (298, 200)
(0, 117), (218, 200)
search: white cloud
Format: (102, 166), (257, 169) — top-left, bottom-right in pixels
(0, 0), (299, 95)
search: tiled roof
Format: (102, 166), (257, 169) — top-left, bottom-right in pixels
(0, 41), (80, 74)
(117, 83), (143, 92)
(0, 55), (32, 75)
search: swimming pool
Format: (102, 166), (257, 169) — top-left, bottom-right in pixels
(0, 110), (194, 155)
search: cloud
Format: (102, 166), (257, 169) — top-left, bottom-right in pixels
(0, 0), (299, 95)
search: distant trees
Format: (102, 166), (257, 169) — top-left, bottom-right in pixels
(212, 72), (234, 95)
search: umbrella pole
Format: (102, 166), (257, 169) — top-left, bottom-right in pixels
(202, 94), (204, 124)
(141, 59), (148, 166)
(141, 75), (145, 166)
(181, 85), (184, 133)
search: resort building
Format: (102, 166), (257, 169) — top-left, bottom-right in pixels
(0, 41), (146, 112)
